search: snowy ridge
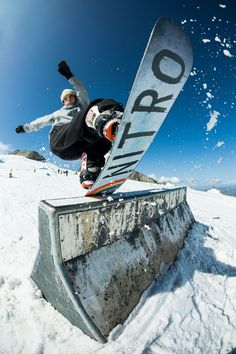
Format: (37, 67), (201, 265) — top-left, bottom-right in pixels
(0, 154), (70, 177)
(0, 155), (236, 353)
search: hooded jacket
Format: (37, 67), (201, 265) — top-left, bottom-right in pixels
(23, 76), (89, 133)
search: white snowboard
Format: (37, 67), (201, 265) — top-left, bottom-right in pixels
(86, 17), (193, 196)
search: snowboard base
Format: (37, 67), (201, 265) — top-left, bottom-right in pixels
(86, 178), (126, 196)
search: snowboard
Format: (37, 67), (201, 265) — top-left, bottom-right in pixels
(86, 17), (193, 196)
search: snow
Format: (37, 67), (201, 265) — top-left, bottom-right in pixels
(182, 10), (235, 153)
(206, 110), (220, 131)
(206, 91), (214, 99)
(0, 154), (236, 353)
(223, 49), (234, 57)
(215, 140), (225, 148)
(215, 35), (221, 43)
(158, 176), (180, 185)
(202, 38), (210, 43)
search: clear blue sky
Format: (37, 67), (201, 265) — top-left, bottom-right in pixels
(0, 0), (235, 186)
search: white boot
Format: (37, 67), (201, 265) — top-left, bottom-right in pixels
(86, 107), (122, 141)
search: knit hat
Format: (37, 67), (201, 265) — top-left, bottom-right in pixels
(60, 89), (76, 103)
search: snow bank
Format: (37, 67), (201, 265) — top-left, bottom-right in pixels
(0, 155), (236, 353)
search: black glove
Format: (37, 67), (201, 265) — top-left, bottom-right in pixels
(57, 61), (73, 79)
(16, 125), (25, 133)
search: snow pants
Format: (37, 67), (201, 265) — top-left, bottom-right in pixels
(50, 110), (111, 167)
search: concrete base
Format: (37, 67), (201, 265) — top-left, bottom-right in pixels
(31, 187), (194, 342)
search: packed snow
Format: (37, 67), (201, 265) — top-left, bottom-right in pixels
(0, 155), (236, 354)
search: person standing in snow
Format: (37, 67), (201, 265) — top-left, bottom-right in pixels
(16, 61), (123, 189)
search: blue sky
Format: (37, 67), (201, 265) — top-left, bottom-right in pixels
(0, 0), (235, 186)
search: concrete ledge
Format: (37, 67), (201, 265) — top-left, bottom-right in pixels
(31, 187), (194, 342)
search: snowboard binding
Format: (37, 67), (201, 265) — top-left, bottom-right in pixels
(95, 110), (122, 141)
(85, 99), (123, 142)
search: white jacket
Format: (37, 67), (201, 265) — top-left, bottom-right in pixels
(23, 76), (89, 133)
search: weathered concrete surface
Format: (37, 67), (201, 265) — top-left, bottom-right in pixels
(31, 187), (194, 342)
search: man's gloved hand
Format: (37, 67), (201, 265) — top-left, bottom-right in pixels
(16, 125), (25, 133)
(57, 61), (73, 79)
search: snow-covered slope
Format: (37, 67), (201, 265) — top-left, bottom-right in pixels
(0, 155), (235, 354)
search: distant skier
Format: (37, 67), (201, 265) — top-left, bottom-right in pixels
(15, 61), (123, 189)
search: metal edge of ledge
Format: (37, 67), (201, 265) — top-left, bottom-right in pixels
(40, 186), (187, 214)
(48, 209), (107, 343)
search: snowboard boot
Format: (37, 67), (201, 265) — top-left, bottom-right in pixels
(86, 106), (123, 142)
(96, 111), (122, 142)
(80, 153), (102, 189)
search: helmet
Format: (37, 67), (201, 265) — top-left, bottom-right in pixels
(60, 89), (76, 103)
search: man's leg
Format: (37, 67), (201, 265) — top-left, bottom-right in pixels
(80, 139), (112, 189)
(50, 125), (86, 160)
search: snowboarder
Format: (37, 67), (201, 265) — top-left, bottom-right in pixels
(15, 61), (123, 189)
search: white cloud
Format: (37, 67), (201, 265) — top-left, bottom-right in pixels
(0, 142), (12, 154)
(186, 178), (195, 185)
(204, 178), (222, 185)
(206, 111), (220, 132)
(158, 176), (180, 184)
(192, 163), (202, 171)
(148, 173), (157, 181)
(217, 157), (223, 164)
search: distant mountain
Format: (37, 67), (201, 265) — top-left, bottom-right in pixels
(193, 183), (236, 198)
(0, 153), (63, 178)
(218, 184), (236, 197)
(129, 171), (157, 184)
(10, 150), (46, 162)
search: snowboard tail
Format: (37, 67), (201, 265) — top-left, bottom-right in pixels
(86, 178), (126, 196)
(86, 17), (193, 196)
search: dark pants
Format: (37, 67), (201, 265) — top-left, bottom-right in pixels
(50, 110), (111, 166)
